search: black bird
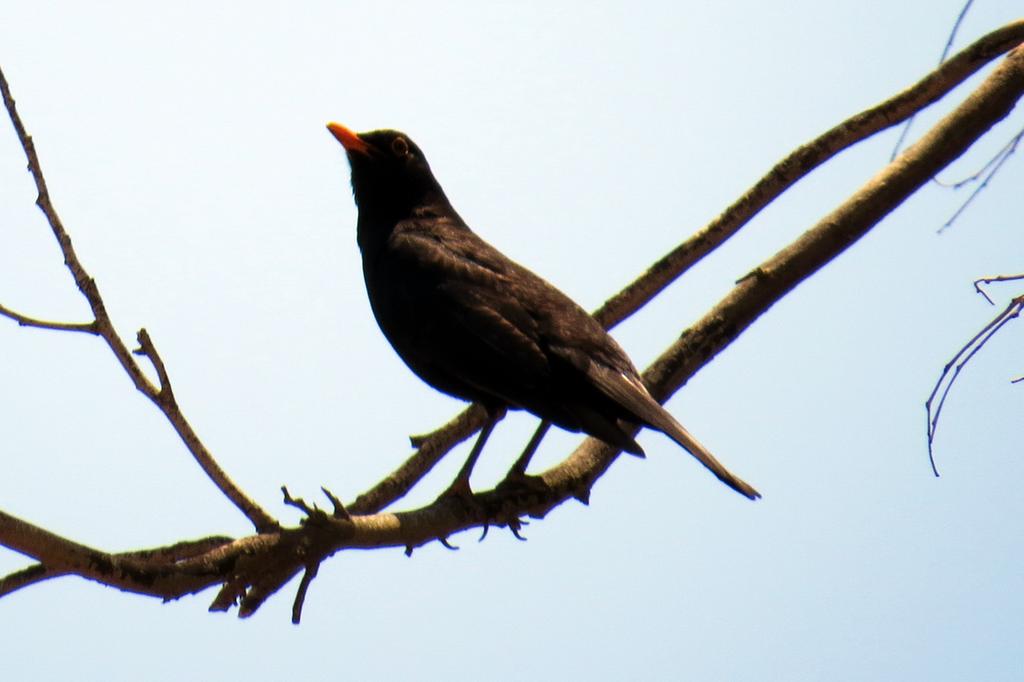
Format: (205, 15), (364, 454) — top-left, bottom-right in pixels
(327, 123), (759, 500)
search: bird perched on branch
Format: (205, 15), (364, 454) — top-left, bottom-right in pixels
(328, 123), (759, 500)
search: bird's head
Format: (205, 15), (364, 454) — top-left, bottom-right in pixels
(327, 123), (445, 218)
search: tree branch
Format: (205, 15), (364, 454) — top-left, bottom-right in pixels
(0, 564), (66, 599)
(0, 303), (97, 333)
(0, 65), (277, 532)
(927, 274), (1024, 472)
(594, 19), (1024, 329)
(975, 273), (1024, 304)
(649, 43), (1024, 398)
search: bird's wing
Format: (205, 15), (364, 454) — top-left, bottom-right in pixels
(386, 224), (759, 498)
(384, 225), (555, 403)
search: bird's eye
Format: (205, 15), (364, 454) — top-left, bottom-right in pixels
(391, 137), (410, 157)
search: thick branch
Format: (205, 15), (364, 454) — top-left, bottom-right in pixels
(0, 509), (236, 600)
(645, 44), (1024, 401)
(593, 19), (1024, 329)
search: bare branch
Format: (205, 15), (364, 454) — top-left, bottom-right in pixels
(1, 65), (277, 532)
(281, 487), (316, 516)
(133, 328), (175, 401)
(643, 43), (1024, 415)
(926, 295), (1024, 474)
(596, 19), (1024, 329)
(930, 272), (1024, 469)
(891, 0), (978, 159)
(942, 2), (978, 64)
(319, 487), (350, 520)
(974, 273), (1024, 304)
(937, 125), (1023, 232)
(0, 302), (97, 333)
(0, 564), (66, 598)
(934, 127), (1022, 189)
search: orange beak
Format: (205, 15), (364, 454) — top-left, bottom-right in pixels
(327, 122), (371, 155)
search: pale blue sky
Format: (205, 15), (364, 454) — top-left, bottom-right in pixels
(1, 2), (1022, 680)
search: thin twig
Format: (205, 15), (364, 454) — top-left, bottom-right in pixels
(291, 563), (319, 624)
(891, 0), (977, 159)
(926, 295), (1024, 474)
(934, 127), (1022, 188)
(0, 303), (97, 333)
(937, 126), (1023, 232)
(974, 273), (1024, 304)
(928, 274), (1024, 469)
(133, 328), (175, 403)
(319, 487), (350, 520)
(281, 487), (315, 516)
(941, 1), (978, 65)
(1, 65), (277, 532)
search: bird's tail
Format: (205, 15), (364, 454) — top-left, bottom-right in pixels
(618, 398), (761, 499)
(584, 364), (760, 499)
(654, 412), (761, 500)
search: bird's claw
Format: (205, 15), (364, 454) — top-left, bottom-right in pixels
(507, 517), (529, 541)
